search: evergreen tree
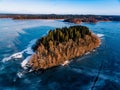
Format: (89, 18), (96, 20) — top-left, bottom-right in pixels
(32, 25), (91, 51)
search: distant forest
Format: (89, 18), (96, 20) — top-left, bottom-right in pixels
(0, 14), (120, 21)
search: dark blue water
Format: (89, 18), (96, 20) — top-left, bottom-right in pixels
(0, 19), (120, 90)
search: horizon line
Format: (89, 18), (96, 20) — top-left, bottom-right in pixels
(0, 13), (120, 16)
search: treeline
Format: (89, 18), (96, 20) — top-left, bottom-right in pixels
(1, 14), (120, 21)
(0, 14), (99, 19)
(32, 26), (91, 51)
(11, 15), (120, 21)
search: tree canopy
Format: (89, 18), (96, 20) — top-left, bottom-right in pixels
(32, 25), (91, 51)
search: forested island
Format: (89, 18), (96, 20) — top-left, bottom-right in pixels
(64, 17), (108, 24)
(29, 26), (100, 70)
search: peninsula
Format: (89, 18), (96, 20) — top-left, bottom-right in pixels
(28, 26), (100, 70)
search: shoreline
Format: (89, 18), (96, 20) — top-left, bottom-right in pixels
(0, 18), (117, 25)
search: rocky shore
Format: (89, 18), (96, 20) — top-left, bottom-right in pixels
(28, 26), (100, 70)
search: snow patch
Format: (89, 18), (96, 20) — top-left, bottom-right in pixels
(93, 50), (96, 52)
(85, 52), (90, 55)
(2, 52), (23, 62)
(97, 34), (104, 38)
(21, 56), (31, 70)
(61, 60), (70, 66)
(23, 47), (34, 54)
(17, 72), (24, 78)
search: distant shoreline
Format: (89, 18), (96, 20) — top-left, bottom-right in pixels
(1, 14), (120, 24)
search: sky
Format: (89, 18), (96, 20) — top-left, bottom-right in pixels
(0, 0), (120, 15)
